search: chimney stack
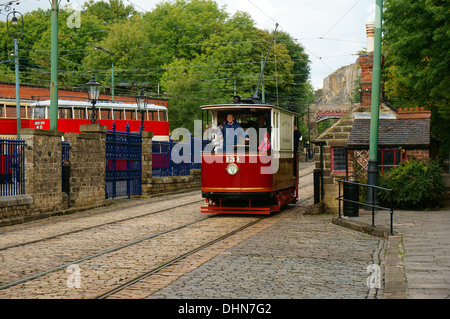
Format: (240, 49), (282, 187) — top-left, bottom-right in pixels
(359, 22), (383, 109)
(366, 22), (375, 53)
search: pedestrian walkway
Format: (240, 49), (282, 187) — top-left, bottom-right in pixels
(348, 207), (450, 299)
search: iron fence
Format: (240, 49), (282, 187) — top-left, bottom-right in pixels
(336, 178), (395, 235)
(152, 137), (208, 177)
(0, 138), (25, 197)
(105, 123), (142, 199)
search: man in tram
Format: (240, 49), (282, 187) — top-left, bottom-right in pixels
(222, 113), (249, 153)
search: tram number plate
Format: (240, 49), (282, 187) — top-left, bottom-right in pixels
(226, 156), (241, 163)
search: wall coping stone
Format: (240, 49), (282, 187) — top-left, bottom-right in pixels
(20, 128), (64, 137)
(0, 194), (33, 208)
(79, 124), (108, 133)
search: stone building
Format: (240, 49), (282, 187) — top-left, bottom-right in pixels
(313, 23), (432, 213)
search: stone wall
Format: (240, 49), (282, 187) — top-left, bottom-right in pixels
(21, 129), (66, 214)
(63, 125), (107, 208)
(147, 169), (201, 195)
(0, 126), (202, 226)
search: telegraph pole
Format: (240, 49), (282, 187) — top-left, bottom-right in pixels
(367, 0), (383, 204)
(111, 63), (115, 101)
(50, 0), (59, 131)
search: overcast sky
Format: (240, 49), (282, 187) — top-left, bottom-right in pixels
(1, 0), (376, 89)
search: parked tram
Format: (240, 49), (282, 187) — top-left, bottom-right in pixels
(200, 97), (300, 215)
(0, 99), (170, 141)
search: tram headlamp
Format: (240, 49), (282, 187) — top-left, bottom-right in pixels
(226, 164), (239, 176)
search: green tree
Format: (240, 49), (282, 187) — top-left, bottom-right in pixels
(383, 0), (450, 154)
(83, 0), (137, 25)
(29, 8), (107, 88)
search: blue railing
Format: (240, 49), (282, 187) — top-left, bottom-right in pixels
(105, 123), (142, 199)
(152, 137), (208, 177)
(0, 138), (25, 197)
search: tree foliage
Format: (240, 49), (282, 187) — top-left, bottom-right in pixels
(383, 0), (450, 154)
(0, 0), (311, 131)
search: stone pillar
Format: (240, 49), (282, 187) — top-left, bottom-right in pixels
(64, 124), (107, 207)
(141, 131), (154, 195)
(20, 128), (65, 214)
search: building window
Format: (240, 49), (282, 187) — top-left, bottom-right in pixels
(331, 147), (347, 173)
(378, 148), (406, 175)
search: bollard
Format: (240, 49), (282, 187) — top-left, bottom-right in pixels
(313, 169), (321, 204)
(62, 160), (71, 197)
(343, 180), (359, 217)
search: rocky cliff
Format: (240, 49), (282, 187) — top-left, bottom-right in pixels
(317, 59), (361, 107)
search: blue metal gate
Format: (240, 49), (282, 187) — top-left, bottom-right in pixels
(0, 138), (25, 197)
(105, 123), (142, 199)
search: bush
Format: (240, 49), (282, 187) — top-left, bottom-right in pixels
(379, 160), (446, 209)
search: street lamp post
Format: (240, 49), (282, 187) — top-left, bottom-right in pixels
(6, 8), (23, 139)
(135, 90), (148, 132)
(86, 75), (101, 124)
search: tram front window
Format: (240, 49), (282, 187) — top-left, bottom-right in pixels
(215, 110), (271, 153)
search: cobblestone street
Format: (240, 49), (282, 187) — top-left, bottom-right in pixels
(0, 161), (387, 299)
(142, 162), (386, 299)
(147, 210), (384, 299)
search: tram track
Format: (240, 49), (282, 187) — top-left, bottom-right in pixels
(0, 211), (216, 291)
(0, 191), (201, 236)
(0, 195), (314, 298)
(0, 167), (315, 297)
(0, 197), (204, 251)
(97, 195), (315, 299)
(95, 217), (265, 299)
(1, 180), (313, 252)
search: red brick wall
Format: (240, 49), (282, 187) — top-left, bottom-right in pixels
(359, 54), (384, 107)
(406, 149), (430, 163)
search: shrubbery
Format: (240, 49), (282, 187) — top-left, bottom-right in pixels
(379, 160), (446, 209)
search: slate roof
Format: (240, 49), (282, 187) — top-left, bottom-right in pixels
(347, 118), (431, 148)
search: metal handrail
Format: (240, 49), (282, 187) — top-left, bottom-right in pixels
(336, 178), (395, 235)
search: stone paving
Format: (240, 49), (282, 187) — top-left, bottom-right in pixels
(8, 161), (448, 299)
(349, 208), (450, 299)
(147, 202), (385, 299)
(144, 162), (386, 299)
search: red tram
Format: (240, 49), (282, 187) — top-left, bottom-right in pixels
(0, 99), (170, 140)
(200, 98), (300, 215)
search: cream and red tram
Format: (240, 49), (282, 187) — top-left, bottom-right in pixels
(0, 99), (169, 141)
(201, 98), (300, 215)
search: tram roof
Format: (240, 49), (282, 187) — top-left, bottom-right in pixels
(200, 103), (299, 117)
(29, 99), (167, 111)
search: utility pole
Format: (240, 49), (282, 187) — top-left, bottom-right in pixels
(307, 96), (311, 160)
(50, 0), (59, 131)
(261, 54), (265, 103)
(14, 37), (20, 138)
(7, 9), (24, 139)
(367, 0), (383, 204)
(111, 63), (115, 101)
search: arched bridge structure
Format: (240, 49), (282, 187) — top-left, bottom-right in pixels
(316, 110), (348, 123)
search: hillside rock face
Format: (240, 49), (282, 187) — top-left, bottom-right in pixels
(319, 59), (361, 106)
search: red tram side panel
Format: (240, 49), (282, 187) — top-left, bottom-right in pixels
(0, 99), (170, 139)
